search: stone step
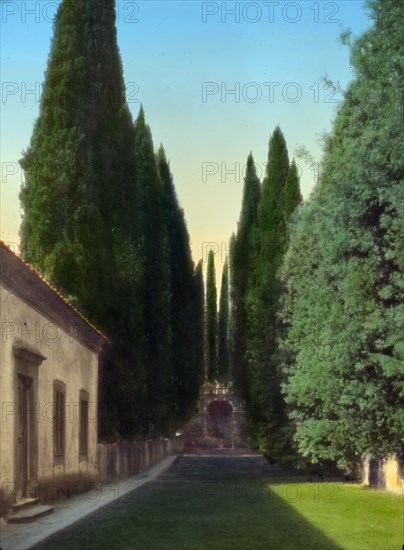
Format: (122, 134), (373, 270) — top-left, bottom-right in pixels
(7, 504), (54, 524)
(11, 497), (40, 513)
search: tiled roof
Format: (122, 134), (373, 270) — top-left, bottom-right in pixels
(0, 240), (109, 342)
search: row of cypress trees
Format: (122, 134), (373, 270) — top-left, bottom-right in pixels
(227, 0), (403, 471)
(279, 0), (403, 470)
(19, 0), (204, 439)
(209, 136), (300, 411)
(229, 134), (301, 457)
(18, 0), (402, 471)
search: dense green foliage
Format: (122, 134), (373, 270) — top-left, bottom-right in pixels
(17, 0), (402, 474)
(230, 154), (261, 396)
(205, 250), (217, 381)
(280, 0), (404, 468)
(217, 259), (230, 381)
(244, 129), (301, 456)
(19, 0), (202, 439)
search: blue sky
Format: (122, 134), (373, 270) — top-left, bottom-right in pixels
(1, 0), (373, 281)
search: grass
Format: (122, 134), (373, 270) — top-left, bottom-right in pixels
(34, 457), (403, 550)
(271, 481), (403, 549)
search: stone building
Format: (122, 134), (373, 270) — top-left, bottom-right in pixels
(0, 242), (108, 520)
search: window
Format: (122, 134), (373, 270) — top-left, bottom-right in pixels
(53, 381), (65, 460)
(79, 390), (89, 457)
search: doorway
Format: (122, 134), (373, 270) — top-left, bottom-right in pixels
(207, 400), (233, 439)
(15, 374), (37, 501)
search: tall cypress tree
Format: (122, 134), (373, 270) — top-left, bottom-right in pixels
(134, 107), (170, 435)
(206, 250), (217, 381)
(245, 127), (301, 456)
(19, 0), (144, 438)
(228, 232), (237, 378)
(217, 260), (230, 381)
(189, 260), (205, 410)
(283, 160), (302, 219)
(158, 145), (196, 424)
(231, 153), (261, 396)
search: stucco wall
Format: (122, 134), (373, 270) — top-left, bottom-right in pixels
(362, 454), (403, 494)
(1, 284), (99, 516)
(97, 436), (184, 484)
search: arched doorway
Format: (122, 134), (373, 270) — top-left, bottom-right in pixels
(207, 400), (233, 439)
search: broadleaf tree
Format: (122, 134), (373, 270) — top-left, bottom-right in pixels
(280, 0), (404, 473)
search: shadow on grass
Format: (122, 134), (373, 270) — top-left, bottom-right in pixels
(33, 457), (344, 550)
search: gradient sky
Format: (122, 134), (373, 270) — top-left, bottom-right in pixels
(1, 0), (372, 286)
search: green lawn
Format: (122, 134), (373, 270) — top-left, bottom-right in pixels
(270, 481), (402, 550)
(34, 457), (402, 550)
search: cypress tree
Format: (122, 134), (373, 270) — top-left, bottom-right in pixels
(255, 127), (289, 269)
(231, 153), (261, 396)
(217, 260), (230, 381)
(19, 0), (144, 438)
(206, 250), (217, 381)
(228, 232), (237, 377)
(158, 145), (196, 424)
(189, 260), (205, 410)
(284, 160), (302, 219)
(134, 107), (170, 435)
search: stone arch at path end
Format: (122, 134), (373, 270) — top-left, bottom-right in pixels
(199, 383), (246, 448)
